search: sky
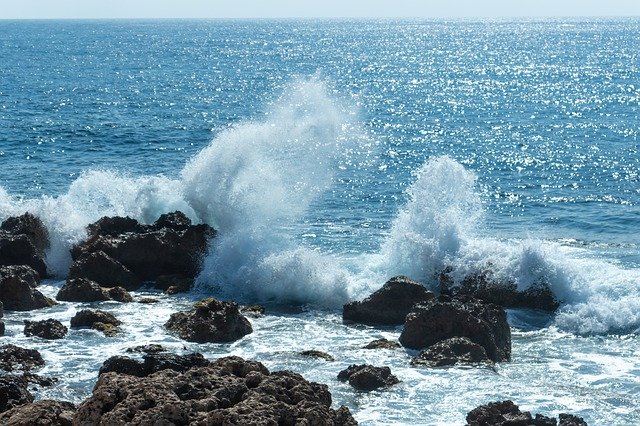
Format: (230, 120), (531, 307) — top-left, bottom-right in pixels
(1, 0), (639, 19)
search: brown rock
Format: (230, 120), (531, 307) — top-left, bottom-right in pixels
(0, 399), (76, 425)
(363, 338), (401, 350)
(70, 309), (121, 336)
(68, 251), (140, 291)
(411, 337), (491, 367)
(0, 265), (56, 311)
(0, 213), (49, 277)
(23, 319), (68, 340)
(0, 344), (45, 372)
(165, 298), (252, 343)
(337, 364), (400, 391)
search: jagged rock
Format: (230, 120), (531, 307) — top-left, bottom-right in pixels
(22, 372), (57, 387)
(0, 213), (48, 277)
(440, 268), (559, 311)
(0, 399), (76, 424)
(363, 338), (401, 350)
(99, 352), (210, 377)
(411, 337), (491, 367)
(23, 319), (68, 340)
(399, 296), (511, 362)
(70, 212), (215, 288)
(0, 375), (33, 413)
(343, 276), (435, 325)
(56, 278), (132, 303)
(70, 309), (121, 336)
(74, 356), (357, 425)
(0, 344), (45, 372)
(300, 350), (335, 361)
(68, 251), (140, 291)
(0, 265), (56, 311)
(466, 400), (587, 426)
(337, 364), (400, 391)
(165, 298), (252, 343)
(125, 344), (165, 354)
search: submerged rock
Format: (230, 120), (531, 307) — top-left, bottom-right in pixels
(0, 265), (56, 311)
(70, 211), (215, 289)
(165, 298), (252, 343)
(411, 337), (491, 367)
(0, 399), (76, 424)
(440, 268), (560, 311)
(337, 364), (400, 391)
(399, 296), (511, 362)
(363, 338), (401, 350)
(75, 355), (357, 425)
(23, 319), (68, 340)
(300, 350), (335, 361)
(466, 400), (587, 426)
(0, 213), (49, 277)
(343, 276), (435, 325)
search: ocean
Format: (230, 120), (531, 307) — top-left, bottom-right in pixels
(0, 19), (639, 424)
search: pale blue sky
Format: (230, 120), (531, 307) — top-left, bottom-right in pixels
(1, 0), (639, 19)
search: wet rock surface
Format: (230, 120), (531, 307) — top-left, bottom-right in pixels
(337, 364), (400, 391)
(70, 211), (215, 289)
(23, 318), (68, 340)
(466, 400), (588, 426)
(70, 309), (121, 336)
(56, 278), (132, 303)
(75, 355), (357, 425)
(343, 276), (435, 325)
(363, 338), (401, 350)
(0, 375), (34, 413)
(165, 297), (253, 343)
(0, 265), (56, 311)
(0, 213), (49, 277)
(99, 352), (211, 377)
(0, 344), (45, 372)
(399, 296), (511, 362)
(411, 337), (491, 367)
(300, 350), (335, 361)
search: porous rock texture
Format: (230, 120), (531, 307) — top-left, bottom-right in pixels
(74, 355), (357, 425)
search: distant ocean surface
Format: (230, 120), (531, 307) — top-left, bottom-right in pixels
(0, 19), (639, 424)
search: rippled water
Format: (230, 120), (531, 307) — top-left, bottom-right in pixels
(1, 19), (639, 424)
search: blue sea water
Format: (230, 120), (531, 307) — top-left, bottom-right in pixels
(1, 19), (640, 424)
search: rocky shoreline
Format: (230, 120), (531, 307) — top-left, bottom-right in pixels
(0, 211), (588, 425)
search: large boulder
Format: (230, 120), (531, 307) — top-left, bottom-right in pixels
(0, 213), (49, 277)
(24, 319), (68, 340)
(0, 265), (56, 311)
(70, 211), (215, 288)
(399, 296), (511, 362)
(440, 268), (559, 311)
(0, 399), (76, 424)
(0, 344), (45, 372)
(67, 251), (140, 290)
(337, 364), (400, 391)
(343, 276), (435, 325)
(74, 355), (357, 425)
(165, 298), (252, 343)
(411, 337), (491, 367)
(56, 278), (132, 303)
(466, 400), (588, 426)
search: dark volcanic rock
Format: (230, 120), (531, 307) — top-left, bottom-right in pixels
(411, 337), (490, 367)
(24, 319), (68, 340)
(74, 355), (357, 425)
(399, 296), (511, 362)
(70, 211), (215, 288)
(67, 251), (140, 291)
(363, 338), (401, 350)
(0, 344), (45, 372)
(0, 265), (56, 311)
(56, 278), (132, 303)
(165, 298), (252, 343)
(70, 309), (121, 336)
(99, 352), (211, 377)
(440, 268), (559, 311)
(0, 375), (33, 413)
(337, 364), (400, 391)
(0, 399), (76, 424)
(0, 213), (49, 277)
(126, 344), (165, 354)
(155, 273), (193, 294)
(343, 276), (435, 325)
(466, 400), (587, 426)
